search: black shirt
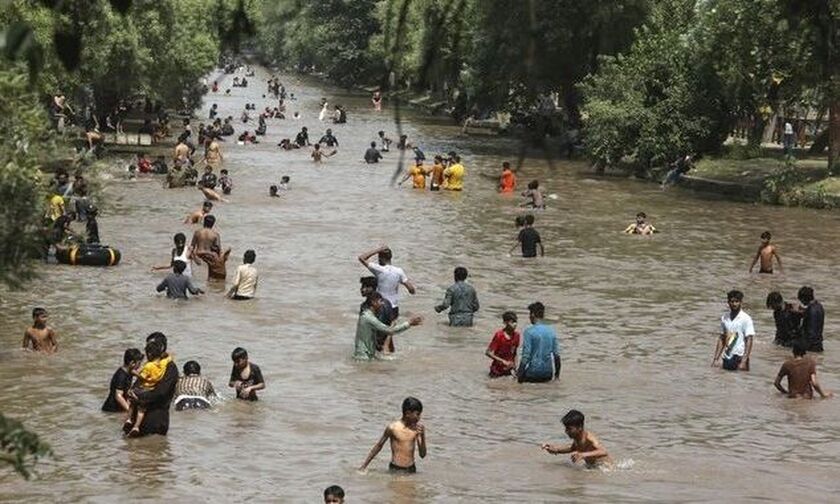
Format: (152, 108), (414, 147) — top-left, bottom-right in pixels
(295, 131), (309, 146)
(802, 301), (825, 352)
(518, 227), (541, 258)
(102, 367), (133, 412)
(319, 134), (338, 147)
(364, 148), (382, 163)
(773, 304), (802, 347)
(200, 172), (218, 189)
(229, 363), (265, 401)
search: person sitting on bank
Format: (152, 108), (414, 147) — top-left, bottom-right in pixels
(774, 340), (833, 399)
(623, 212), (656, 235)
(517, 302), (561, 383)
(174, 360), (218, 410)
(227, 249), (258, 300)
(434, 267), (479, 326)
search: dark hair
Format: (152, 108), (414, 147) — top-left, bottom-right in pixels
(528, 302), (545, 319)
(503, 161), (510, 169)
(270, 185), (278, 194)
(324, 485), (345, 499)
(145, 340), (163, 360)
(525, 214), (535, 226)
(244, 250), (256, 263)
(502, 311), (518, 323)
(146, 332), (167, 351)
(231, 347), (248, 361)
(766, 291), (783, 309)
(515, 215), (525, 227)
(726, 290), (744, 301)
(637, 212), (647, 219)
(792, 339), (808, 357)
(454, 266), (468, 281)
(528, 180), (539, 190)
(183, 360), (201, 375)
(202, 200), (213, 209)
(370, 141), (376, 147)
(402, 396), (423, 414)
(173, 260), (187, 274)
(281, 176), (290, 183)
(364, 291), (383, 308)
(797, 286), (814, 304)
(562, 409), (585, 428)
(378, 248), (392, 262)
(32, 307), (47, 318)
(123, 348), (143, 365)
(174, 232), (186, 244)
(360, 276), (378, 288)
(761, 231), (771, 240)
(203, 215), (216, 228)
(221, 169), (228, 174)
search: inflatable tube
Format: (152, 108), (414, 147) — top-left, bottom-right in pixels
(56, 244), (121, 266)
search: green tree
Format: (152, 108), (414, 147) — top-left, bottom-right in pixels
(1, 412), (52, 479)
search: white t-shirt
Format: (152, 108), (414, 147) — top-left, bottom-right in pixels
(232, 264), (259, 298)
(720, 310), (755, 359)
(366, 262), (408, 307)
(784, 122), (794, 135)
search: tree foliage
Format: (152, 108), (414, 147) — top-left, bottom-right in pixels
(1, 412), (52, 479)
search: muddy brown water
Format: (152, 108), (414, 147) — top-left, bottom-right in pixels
(1, 67), (839, 502)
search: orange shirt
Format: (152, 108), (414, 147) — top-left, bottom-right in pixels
(410, 165), (427, 189)
(500, 169), (516, 192)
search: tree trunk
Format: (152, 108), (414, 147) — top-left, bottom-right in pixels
(829, 100), (840, 175)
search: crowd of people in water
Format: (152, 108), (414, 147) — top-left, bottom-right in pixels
(24, 63), (834, 500)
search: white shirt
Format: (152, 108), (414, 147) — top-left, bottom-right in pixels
(784, 122), (794, 135)
(231, 264), (259, 298)
(720, 310), (755, 359)
(366, 262), (408, 307)
(174, 248), (192, 278)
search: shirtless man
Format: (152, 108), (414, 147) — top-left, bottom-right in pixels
(749, 231), (783, 274)
(204, 137), (223, 170)
(22, 307), (58, 353)
(196, 247), (231, 280)
(541, 409), (612, 468)
(774, 340), (832, 399)
(199, 186), (227, 202)
(360, 397), (427, 474)
(311, 143), (336, 163)
(173, 136), (191, 166)
(623, 212), (656, 235)
(189, 215), (221, 261)
(184, 201), (213, 225)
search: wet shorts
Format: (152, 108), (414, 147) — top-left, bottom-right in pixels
(722, 355), (742, 371)
(174, 396), (211, 411)
(389, 462), (416, 474)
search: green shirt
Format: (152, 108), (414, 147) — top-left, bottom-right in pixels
(354, 309), (410, 360)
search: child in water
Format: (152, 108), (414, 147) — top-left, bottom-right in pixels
(279, 176), (290, 190)
(623, 212), (656, 235)
(125, 339), (171, 437)
(541, 409), (612, 468)
(22, 307), (58, 354)
(219, 169), (233, 195)
(499, 161), (517, 193)
(323, 486), (344, 504)
(748, 231), (783, 274)
(521, 180), (545, 208)
(360, 397), (427, 474)
(269, 185), (280, 197)
(485, 311), (520, 377)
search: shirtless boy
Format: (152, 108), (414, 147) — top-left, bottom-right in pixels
(623, 212), (656, 235)
(774, 340), (833, 399)
(541, 409), (612, 468)
(360, 397), (427, 474)
(196, 247), (232, 280)
(184, 201), (213, 225)
(749, 231), (783, 274)
(190, 215), (221, 259)
(22, 307), (58, 353)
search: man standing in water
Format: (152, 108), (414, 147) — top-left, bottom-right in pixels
(358, 246), (416, 319)
(354, 292), (422, 360)
(203, 135), (223, 170)
(190, 215), (221, 259)
(360, 276), (395, 352)
(22, 307), (58, 353)
(517, 302), (561, 383)
(798, 286), (824, 352)
(712, 290), (755, 371)
(434, 267), (480, 326)
(774, 340), (833, 399)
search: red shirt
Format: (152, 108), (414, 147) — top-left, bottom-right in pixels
(487, 329), (520, 377)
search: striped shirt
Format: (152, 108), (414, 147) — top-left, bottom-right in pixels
(174, 375), (216, 400)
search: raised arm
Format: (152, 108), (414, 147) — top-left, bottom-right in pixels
(358, 246), (385, 268)
(359, 427), (391, 470)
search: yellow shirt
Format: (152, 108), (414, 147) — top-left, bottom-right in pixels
(444, 163), (465, 191)
(410, 165), (427, 189)
(138, 355), (172, 389)
(48, 194), (65, 221)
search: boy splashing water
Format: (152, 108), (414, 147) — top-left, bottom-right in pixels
(541, 409), (612, 468)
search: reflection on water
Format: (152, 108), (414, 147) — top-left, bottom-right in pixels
(1, 67), (839, 502)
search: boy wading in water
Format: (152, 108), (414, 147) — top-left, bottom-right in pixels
(359, 397), (427, 474)
(712, 290), (755, 371)
(23, 307), (58, 353)
(486, 311), (520, 377)
(774, 340), (833, 399)
(749, 231), (783, 274)
(541, 409), (612, 468)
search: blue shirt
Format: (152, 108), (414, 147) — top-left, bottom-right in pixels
(518, 322), (560, 379)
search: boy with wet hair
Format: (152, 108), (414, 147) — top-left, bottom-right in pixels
(510, 214), (543, 258)
(486, 311), (520, 377)
(766, 291), (801, 347)
(323, 485), (345, 504)
(623, 212), (656, 235)
(541, 409), (612, 468)
(102, 348), (143, 412)
(521, 180), (545, 208)
(359, 397), (427, 474)
(774, 340), (833, 399)
(229, 347), (266, 401)
(22, 307), (58, 353)
(749, 231), (783, 274)
(712, 290), (755, 371)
